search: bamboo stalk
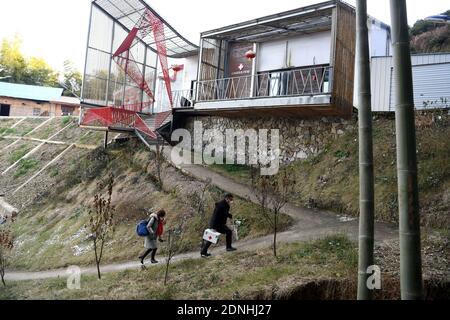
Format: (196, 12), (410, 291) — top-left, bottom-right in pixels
(356, 0), (375, 300)
(390, 0), (423, 300)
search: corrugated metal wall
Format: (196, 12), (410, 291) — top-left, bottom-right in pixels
(370, 53), (450, 112)
(389, 63), (450, 111)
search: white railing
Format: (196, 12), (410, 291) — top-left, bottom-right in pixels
(172, 89), (195, 109)
(196, 66), (333, 103)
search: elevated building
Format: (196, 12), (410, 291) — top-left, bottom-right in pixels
(79, 0), (449, 162)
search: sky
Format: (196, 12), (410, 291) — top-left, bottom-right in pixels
(0, 0), (448, 73)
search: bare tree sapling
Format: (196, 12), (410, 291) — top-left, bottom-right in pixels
(0, 220), (14, 286)
(88, 173), (116, 280)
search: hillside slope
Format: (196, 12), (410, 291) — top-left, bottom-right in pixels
(0, 116), (449, 300)
(211, 111), (450, 230)
(0, 117), (290, 272)
(410, 10), (450, 53)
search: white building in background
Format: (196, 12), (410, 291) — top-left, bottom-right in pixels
(369, 53), (450, 112)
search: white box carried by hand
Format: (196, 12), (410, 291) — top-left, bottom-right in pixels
(203, 229), (221, 244)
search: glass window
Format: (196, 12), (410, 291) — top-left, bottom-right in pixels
(83, 76), (108, 105)
(85, 48), (111, 80)
(112, 23), (129, 54)
(89, 6), (113, 52)
(130, 42), (146, 64)
(107, 80), (125, 107)
(199, 38), (226, 82)
(61, 106), (74, 116)
(146, 48), (158, 68)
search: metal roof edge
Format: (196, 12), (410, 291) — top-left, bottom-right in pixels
(50, 98), (81, 106)
(92, 0), (198, 58)
(372, 52), (450, 59)
(200, 0), (390, 39)
(0, 95), (55, 103)
(0, 82), (64, 102)
(201, 0), (338, 38)
(136, 0), (199, 51)
(337, 0), (391, 31)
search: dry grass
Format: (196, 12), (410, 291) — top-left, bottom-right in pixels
(5, 139), (291, 272)
(0, 235), (359, 300)
(209, 112), (450, 229)
(1, 234), (448, 300)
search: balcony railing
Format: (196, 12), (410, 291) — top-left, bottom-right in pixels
(196, 66), (333, 103)
(172, 89), (195, 109)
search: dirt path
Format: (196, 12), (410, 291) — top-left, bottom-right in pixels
(5, 146), (398, 282)
(164, 146), (397, 240)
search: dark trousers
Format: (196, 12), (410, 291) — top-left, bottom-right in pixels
(140, 248), (157, 261)
(201, 225), (233, 254)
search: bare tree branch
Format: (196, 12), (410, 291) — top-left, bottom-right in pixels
(0, 218), (14, 286)
(88, 173), (116, 280)
(251, 167), (296, 257)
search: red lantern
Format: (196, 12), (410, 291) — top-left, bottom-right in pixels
(171, 64), (184, 73)
(245, 50), (256, 61)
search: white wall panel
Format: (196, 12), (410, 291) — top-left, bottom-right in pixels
(389, 63), (450, 111)
(368, 23), (390, 57)
(288, 31), (332, 67)
(258, 40), (287, 71)
(369, 53), (450, 112)
(258, 31), (332, 71)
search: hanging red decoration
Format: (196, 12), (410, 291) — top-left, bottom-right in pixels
(245, 50), (256, 61)
(171, 64), (184, 73)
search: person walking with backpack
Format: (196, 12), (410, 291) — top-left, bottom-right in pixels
(200, 194), (237, 258)
(139, 209), (166, 265)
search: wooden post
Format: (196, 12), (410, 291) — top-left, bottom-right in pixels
(104, 131), (109, 149)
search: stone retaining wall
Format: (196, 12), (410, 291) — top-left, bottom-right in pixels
(183, 115), (356, 164)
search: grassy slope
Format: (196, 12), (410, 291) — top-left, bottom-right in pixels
(2, 234), (448, 300)
(0, 235), (359, 300)
(1, 117), (448, 299)
(0, 119), (291, 271)
(210, 112), (450, 229)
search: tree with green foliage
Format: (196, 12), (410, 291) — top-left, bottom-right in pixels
(410, 20), (437, 36)
(0, 35), (65, 87)
(0, 35), (27, 83)
(27, 57), (60, 87)
(410, 9), (450, 53)
(411, 9), (450, 36)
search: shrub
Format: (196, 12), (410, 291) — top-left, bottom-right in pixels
(61, 116), (72, 127)
(9, 146), (31, 164)
(14, 159), (39, 177)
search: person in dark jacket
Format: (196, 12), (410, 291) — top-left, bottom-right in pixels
(201, 194), (237, 258)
